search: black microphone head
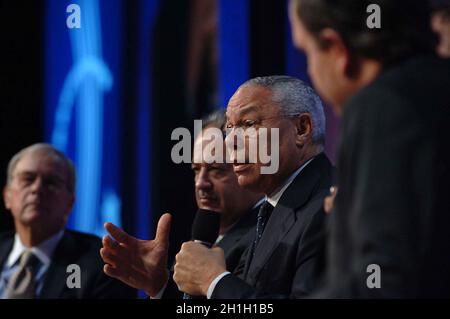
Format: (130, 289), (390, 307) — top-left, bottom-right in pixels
(191, 209), (221, 246)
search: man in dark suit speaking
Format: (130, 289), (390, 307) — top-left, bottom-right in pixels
(0, 144), (136, 299)
(289, 0), (450, 297)
(173, 76), (334, 298)
(99, 110), (263, 298)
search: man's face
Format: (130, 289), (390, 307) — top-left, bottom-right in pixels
(225, 85), (300, 195)
(192, 131), (249, 215)
(288, 1), (345, 112)
(3, 150), (74, 231)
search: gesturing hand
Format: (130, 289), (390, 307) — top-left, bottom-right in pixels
(100, 213), (172, 297)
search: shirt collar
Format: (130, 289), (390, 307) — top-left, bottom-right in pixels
(6, 230), (65, 268)
(252, 197), (266, 210)
(266, 157), (315, 207)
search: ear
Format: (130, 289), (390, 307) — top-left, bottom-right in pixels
(3, 186), (11, 210)
(294, 113), (313, 147)
(61, 194), (75, 224)
(67, 194), (75, 213)
(319, 28), (355, 78)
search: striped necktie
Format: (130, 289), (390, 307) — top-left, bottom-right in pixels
(5, 250), (40, 299)
(252, 201), (274, 257)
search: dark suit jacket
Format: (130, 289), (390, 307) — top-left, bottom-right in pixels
(0, 230), (137, 299)
(211, 153), (334, 299)
(163, 205), (259, 299)
(317, 55), (450, 298)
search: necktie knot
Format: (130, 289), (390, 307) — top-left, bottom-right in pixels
(253, 201), (274, 251)
(20, 250), (40, 270)
(258, 201), (273, 219)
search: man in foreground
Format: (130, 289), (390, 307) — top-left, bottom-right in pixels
(289, 0), (450, 297)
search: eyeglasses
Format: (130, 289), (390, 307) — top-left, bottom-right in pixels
(224, 113), (300, 135)
(15, 172), (69, 193)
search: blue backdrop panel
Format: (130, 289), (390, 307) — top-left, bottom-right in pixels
(218, 0), (250, 107)
(135, 0), (160, 239)
(45, 0), (123, 237)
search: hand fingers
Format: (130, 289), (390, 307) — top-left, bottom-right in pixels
(100, 246), (131, 268)
(104, 222), (134, 246)
(210, 246), (224, 255)
(103, 264), (133, 284)
(173, 259), (196, 295)
(104, 263), (122, 279)
(172, 264), (184, 290)
(102, 235), (118, 249)
(175, 241), (206, 267)
(155, 213), (172, 244)
(323, 196), (331, 214)
(102, 235), (133, 258)
(324, 186), (338, 214)
(100, 247), (120, 267)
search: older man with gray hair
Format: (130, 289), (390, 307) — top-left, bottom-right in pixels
(0, 143), (136, 299)
(173, 75), (334, 298)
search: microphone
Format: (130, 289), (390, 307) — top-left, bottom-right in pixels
(183, 209), (220, 299)
(191, 208), (221, 247)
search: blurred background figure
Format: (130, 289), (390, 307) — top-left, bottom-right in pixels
(289, 0), (450, 298)
(0, 144), (136, 299)
(431, 0), (450, 57)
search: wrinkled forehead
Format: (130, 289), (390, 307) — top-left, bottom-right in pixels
(14, 150), (67, 178)
(226, 85), (280, 120)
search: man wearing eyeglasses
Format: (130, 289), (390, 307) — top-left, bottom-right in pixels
(0, 143), (136, 299)
(173, 75), (334, 298)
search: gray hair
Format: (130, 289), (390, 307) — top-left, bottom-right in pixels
(201, 108), (226, 130)
(6, 143), (76, 194)
(241, 75), (326, 145)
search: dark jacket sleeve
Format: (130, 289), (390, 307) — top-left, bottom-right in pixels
(89, 267), (138, 299)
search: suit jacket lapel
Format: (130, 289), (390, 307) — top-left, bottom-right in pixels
(39, 231), (74, 298)
(243, 240), (254, 279)
(0, 234), (14, 271)
(246, 153), (330, 284)
(246, 203), (296, 283)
